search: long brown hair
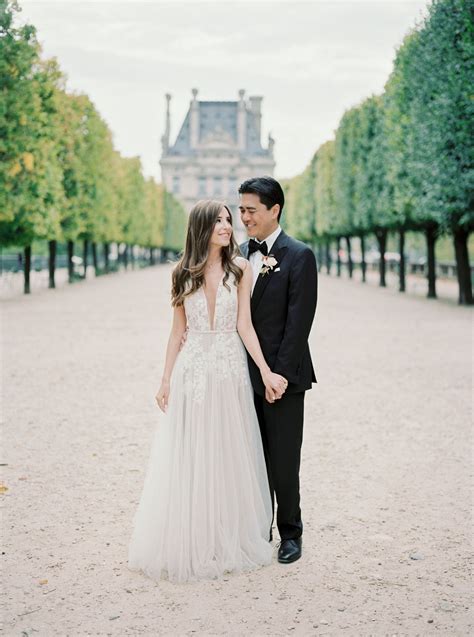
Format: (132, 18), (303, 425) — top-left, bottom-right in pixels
(171, 200), (243, 307)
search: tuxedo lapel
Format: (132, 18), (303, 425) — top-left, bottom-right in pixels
(251, 231), (290, 313)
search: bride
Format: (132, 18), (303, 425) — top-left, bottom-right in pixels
(127, 199), (288, 583)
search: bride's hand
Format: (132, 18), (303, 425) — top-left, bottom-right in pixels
(155, 380), (170, 413)
(265, 387), (277, 403)
(262, 371), (288, 403)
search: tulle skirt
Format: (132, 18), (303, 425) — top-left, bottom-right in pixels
(127, 331), (273, 583)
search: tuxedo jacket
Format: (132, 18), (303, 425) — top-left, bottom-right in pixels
(239, 230), (318, 397)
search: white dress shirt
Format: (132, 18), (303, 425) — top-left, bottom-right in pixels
(248, 225), (282, 293)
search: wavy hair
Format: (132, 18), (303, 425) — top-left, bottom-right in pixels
(171, 200), (243, 307)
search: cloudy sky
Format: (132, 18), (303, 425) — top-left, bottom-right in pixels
(21, 0), (428, 181)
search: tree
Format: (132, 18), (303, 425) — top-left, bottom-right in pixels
(412, 0), (473, 304)
(0, 2), (63, 292)
(314, 140), (336, 274)
(334, 106), (367, 279)
(163, 190), (186, 254)
(357, 96), (393, 287)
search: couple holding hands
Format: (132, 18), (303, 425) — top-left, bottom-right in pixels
(128, 176), (318, 583)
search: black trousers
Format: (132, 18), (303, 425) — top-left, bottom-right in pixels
(253, 391), (305, 541)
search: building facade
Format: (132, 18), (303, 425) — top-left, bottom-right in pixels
(159, 89), (275, 237)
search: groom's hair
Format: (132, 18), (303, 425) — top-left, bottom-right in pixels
(238, 176), (285, 221)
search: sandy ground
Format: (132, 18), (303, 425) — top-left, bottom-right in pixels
(1, 264), (472, 636)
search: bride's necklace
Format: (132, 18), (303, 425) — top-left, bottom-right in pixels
(205, 259), (221, 271)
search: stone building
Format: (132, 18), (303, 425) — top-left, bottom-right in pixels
(159, 89), (275, 236)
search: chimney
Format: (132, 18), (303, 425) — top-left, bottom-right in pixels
(190, 88), (199, 149)
(161, 93), (171, 154)
(248, 96), (263, 143)
(237, 89), (246, 151)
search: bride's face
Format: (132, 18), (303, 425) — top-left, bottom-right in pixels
(209, 207), (232, 250)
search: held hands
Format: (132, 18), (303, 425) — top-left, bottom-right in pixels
(261, 370), (288, 404)
(155, 380), (170, 413)
(179, 327), (188, 351)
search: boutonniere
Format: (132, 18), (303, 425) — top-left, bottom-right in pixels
(260, 254), (278, 276)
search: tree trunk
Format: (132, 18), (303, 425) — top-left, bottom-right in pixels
(399, 229), (406, 292)
(123, 244), (129, 270)
(24, 245), (31, 294)
(345, 236), (353, 279)
(317, 244), (323, 272)
(426, 226), (437, 299)
(336, 237), (342, 277)
(360, 235), (366, 283)
(453, 227), (473, 305)
(82, 239), (89, 279)
(375, 229), (387, 287)
(104, 242), (109, 273)
(67, 240), (74, 283)
(92, 242), (98, 276)
(130, 245), (135, 269)
(325, 240), (331, 275)
(149, 247), (154, 266)
(48, 240), (56, 289)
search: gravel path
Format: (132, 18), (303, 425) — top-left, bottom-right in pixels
(2, 264), (472, 636)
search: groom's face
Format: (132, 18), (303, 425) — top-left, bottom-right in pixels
(239, 193), (279, 241)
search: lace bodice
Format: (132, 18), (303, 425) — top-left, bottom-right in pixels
(184, 271), (238, 333)
(176, 270), (250, 403)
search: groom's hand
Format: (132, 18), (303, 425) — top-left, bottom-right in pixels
(262, 371), (287, 403)
(265, 386), (284, 403)
(265, 376), (287, 403)
(179, 327), (189, 350)
(265, 387), (276, 403)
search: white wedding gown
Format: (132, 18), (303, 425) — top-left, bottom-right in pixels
(127, 270), (273, 583)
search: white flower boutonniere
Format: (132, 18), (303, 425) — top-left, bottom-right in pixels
(260, 254), (278, 276)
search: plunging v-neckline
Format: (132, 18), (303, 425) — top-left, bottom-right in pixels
(202, 272), (225, 331)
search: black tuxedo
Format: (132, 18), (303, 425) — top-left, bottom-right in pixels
(240, 229), (318, 541)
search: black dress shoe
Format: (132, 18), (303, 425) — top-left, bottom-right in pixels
(278, 538), (302, 564)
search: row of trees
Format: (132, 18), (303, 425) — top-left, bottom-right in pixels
(0, 1), (186, 293)
(283, 0), (473, 304)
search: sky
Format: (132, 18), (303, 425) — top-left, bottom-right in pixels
(20, 0), (428, 181)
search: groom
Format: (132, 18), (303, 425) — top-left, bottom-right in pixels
(238, 176), (318, 564)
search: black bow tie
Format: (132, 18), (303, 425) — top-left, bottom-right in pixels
(248, 239), (268, 256)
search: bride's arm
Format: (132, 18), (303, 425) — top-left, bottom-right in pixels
(155, 303), (187, 412)
(236, 258), (287, 400)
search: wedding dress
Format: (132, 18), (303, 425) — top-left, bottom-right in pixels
(127, 269), (273, 583)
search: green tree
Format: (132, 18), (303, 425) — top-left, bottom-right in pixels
(0, 1), (63, 291)
(163, 189), (186, 253)
(334, 105), (364, 279)
(358, 96), (393, 287)
(144, 178), (165, 264)
(412, 0), (473, 304)
(385, 30), (440, 297)
(315, 140), (336, 274)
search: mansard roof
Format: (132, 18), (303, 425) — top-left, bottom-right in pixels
(169, 100), (268, 156)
